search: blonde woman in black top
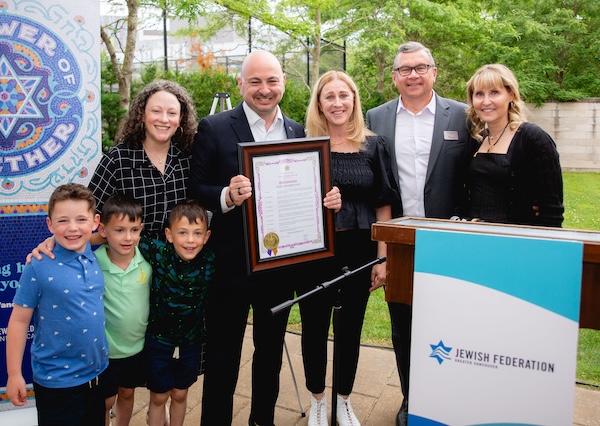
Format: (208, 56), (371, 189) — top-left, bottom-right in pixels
(300, 70), (399, 426)
(466, 64), (563, 227)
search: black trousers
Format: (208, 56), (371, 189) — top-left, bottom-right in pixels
(298, 230), (374, 396)
(388, 301), (412, 405)
(200, 268), (295, 426)
(33, 378), (104, 426)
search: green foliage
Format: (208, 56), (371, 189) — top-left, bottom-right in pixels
(347, 0), (600, 104)
(164, 0), (600, 106)
(280, 76), (311, 126)
(100, 91), (125, 151)
(160, 68), (242, 118)
(100, 53), (126, 151)
(100, 59), (311, 148)
(474, 0), (600, 103)
(140, 63), (160, 86)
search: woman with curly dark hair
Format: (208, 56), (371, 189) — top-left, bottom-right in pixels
(89, 79), (198, 239)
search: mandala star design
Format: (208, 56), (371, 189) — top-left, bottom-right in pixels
(0, 55), (43, 138)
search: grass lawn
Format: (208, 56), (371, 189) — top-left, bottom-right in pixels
(564, 172), (600, 387)
(284, 171), (600, 387)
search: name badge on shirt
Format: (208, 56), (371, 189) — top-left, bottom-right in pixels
(444, 131), (459, 140)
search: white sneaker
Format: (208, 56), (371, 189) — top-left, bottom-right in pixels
(308, 395), (328, 426)
(336, 394), (360, 426)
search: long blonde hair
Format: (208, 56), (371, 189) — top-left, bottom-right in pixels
(466, 64), (526, 141)
(305, 70), (373, 149)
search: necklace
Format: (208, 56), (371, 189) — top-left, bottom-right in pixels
(486, 122), (509, 153)
(144, 147), (167, 164)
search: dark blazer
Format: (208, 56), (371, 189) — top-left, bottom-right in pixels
(366, 94), (475, 218)
(188, 103), (305, 283)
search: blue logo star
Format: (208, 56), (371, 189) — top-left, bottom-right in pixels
(429, 340), (453, 365)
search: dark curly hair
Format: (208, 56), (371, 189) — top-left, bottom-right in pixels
(115, 79), (198, 153)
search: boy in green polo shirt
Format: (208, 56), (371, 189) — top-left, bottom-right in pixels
(95, 194), (152, 426)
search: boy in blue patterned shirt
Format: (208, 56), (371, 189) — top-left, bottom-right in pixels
(6, 183), (108, 426)
(138, 199), (215, 426)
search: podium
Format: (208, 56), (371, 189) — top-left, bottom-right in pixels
(372, 217), (600, 330)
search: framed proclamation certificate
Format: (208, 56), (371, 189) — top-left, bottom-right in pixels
(238, 137), (335, 274)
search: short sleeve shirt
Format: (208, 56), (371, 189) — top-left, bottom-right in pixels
(13, 243), (108, 388)
(95, 245), (152, 359)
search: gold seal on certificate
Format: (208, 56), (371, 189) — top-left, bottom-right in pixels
(263, 232), (280, 256)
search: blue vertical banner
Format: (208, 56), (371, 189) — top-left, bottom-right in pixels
(0, 0), (101, 410)
(408, 229), (583, 425)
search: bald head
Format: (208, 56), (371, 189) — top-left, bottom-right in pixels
(240, 51), (283, 78)
(238, 50), (286, 123)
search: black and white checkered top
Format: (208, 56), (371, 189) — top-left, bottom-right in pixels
(89, 143), (191, 240)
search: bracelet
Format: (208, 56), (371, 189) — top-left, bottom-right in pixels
(228, 187), (235, 204)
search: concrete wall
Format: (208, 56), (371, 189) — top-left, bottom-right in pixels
(527, 99), (600, 171)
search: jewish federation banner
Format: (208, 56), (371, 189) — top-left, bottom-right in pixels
(0, 0), (101, 410)
(409, 229), (583, 425)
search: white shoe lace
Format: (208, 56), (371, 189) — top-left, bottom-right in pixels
(336, 395), (360, 426)
(309, 395), (328, 426)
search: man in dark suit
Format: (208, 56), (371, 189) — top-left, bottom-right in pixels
(366, 41), (474, 426)
(188, 50), (340, 426)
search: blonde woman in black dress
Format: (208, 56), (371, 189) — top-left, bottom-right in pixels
(300, 70), (399, 426)
(466, 64), (563, 227)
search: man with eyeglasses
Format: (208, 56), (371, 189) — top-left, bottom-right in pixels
(366, 41), (474, 426)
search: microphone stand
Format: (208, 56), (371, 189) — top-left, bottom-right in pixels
(271, 256), (386, 425)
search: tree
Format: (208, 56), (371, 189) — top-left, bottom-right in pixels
(349, 0), (600, 106)
(174, 0), (372, 87)
(101, 0), (600, 118)
(478, 0), (600, 103)
(349, 0), (487, 108)
(100, 0), (139, 114)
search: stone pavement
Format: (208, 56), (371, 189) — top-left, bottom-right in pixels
(125, 325), (600, 426)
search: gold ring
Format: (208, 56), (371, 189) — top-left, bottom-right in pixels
(238, 188), (242, 196)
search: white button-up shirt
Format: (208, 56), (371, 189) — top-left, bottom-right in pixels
(220, 102), (287, 212)
(394, 93), (436, 217)
(243, 101), (287, 141)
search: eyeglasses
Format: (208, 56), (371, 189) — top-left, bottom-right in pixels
(393, 64), (433, 76)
